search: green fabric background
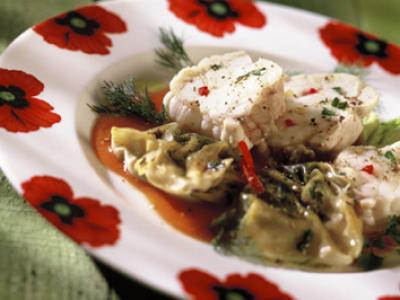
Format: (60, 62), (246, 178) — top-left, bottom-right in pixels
(0, 1), (398, 299)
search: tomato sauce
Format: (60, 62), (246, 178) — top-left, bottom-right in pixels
(90, 88), (225, 242)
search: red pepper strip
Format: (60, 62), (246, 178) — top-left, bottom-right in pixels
(238, 141), (265, 193)
(284, 118), (296, 127)
(198, 86), (209, 96)
(303, 88), (318, 96)
(361, 164), (374, 175)
(240, 161), (265, 194)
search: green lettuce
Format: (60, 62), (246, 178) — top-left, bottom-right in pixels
(334, 63), (369, 79)
(135, 79), (167, 93)
(362, 113), (400, 147)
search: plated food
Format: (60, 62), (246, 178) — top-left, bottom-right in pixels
(164, 51), (285, 147)
(2, 0), (400, 298)
(90, 29), (400, 272)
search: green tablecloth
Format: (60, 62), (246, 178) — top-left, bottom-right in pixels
(0, 1), (399, 299)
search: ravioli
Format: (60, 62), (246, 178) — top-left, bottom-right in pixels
(111, 123), (241, 203)
(335, 141), (400, 232)
(164, 51), (286, 148)
(269, 73), (379, 153)
(213, 163), (363, 268)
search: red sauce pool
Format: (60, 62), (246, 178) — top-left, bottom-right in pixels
(90, 88), (225, 242)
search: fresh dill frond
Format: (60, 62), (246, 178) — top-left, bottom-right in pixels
(88, 78), (166, 124)
(155, 28), (193, 72)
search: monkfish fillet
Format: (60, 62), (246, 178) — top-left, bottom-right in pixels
(335, 141), (400, 232)
(163, 51), (286, 147)
(269, 73), (379, 153)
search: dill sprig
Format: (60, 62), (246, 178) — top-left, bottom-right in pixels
(88, 78), (166, 124)
(155, 28), (193, 72)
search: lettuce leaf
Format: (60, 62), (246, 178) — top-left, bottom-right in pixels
(334, 63), (369, 79)
(135, 79), (167, 93)
(363, 113), (400, 147)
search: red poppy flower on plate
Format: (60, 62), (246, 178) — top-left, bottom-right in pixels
(34, 5), (127, 55)
(378, 297), (400, 300)
(179, 268), (294, 300)
(319, 21), (400, 75)
(0, 68), (61, 133)
(22, 175), (121, 247)
(168, 0), (266, 37)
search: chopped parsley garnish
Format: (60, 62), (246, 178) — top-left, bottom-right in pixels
(358, 215), (400, 270)
(331, 97), (340, 107)
(296, 229), (313, 253)
(309, 181), (324, 201)
(384, 150), (398, 164)
(386, 215), (400, 243)
(207, 160), (224, 170)
(322, 107), (336, 117)
(357, 253), (384, 271)
(332, 86), (344, 94)
(251, 67), (266, 76)
(331, 97), (348, 110)
(210, 64), (222, 71)
(320, 98), (329, 104)
(235, 67), (267, 84)
(88, 78), (167, 124)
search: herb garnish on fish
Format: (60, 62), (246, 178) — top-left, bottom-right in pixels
(88, 78), (167, 124)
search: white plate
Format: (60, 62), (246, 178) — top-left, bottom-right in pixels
(1, 0), (399, 299)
